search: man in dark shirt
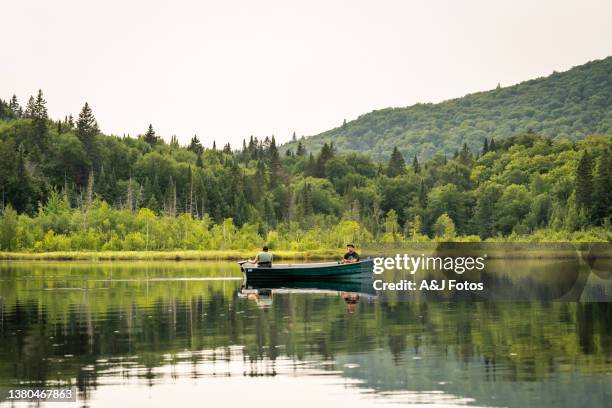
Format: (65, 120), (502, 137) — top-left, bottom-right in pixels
(342, 244), (360, 263)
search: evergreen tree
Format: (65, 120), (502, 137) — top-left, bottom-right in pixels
(32, 90), (49, 150)
(296, 141), (306, 156)
(223, 143), (232, 154)
(302, 183), (313, 216)
(489, 138), (497, 152)
(9, 95), (21, 118)
(0, 99), (9, 120)
(482, 138), (489, 155)
(76, 102), (99, 157)
(196, 154), (204, 168)
(412, 155), (420, 174)
(575, 151), (593, 211)
(248, 136), (258, 160)
(386, 146), (406, 177)
(314, 143), (335, 177)
(24, 96), (35, 118)
(268, 136), (282, 187)
(144, 124), (158, 145)
(292, 131), (297, 142)
(306, 153), (316, 177)
(188, 135), (204, 156)
(591, 151), (611, 224)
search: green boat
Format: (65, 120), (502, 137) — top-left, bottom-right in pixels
(239, 259), (373, 282)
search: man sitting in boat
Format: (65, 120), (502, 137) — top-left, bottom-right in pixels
(249, 246), (273, 267)
(342, 244), (360, 263)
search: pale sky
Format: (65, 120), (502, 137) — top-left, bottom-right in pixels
(3, 0), (612, 147)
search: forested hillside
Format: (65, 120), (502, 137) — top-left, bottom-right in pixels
(0, 90), (610, 252)
(284, 56), (612, 161)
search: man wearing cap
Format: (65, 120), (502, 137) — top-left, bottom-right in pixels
(342, 244), (360, 264)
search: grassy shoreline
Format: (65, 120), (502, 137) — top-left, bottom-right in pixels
(0, 249), (342, 261)
(1, 245), (610, 262)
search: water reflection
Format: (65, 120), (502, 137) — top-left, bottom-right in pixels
(0, 261), (610, 407)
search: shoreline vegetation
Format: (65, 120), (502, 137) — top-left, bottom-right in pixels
(1, 243), (610, 261)
(0, 249), (339, 261)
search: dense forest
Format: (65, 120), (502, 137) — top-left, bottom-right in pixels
(284, 56), (612, 161)
(0, 89), (610, 252)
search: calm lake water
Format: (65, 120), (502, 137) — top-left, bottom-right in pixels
(0, 260), (610, 407)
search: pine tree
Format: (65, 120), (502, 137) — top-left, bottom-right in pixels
(591, 151), (611, 224)
(76, 102), (99, 156)
(188, 135), (204, 155)
(296, 141), (306, 156)
(268, 136), (282, 187)
(144, 124), (157, 146)
(412, 155), (420, 174)
(32, 90), (49, 150)
(248, 136), (257, 160)
(575, 151), (593, 211)
(306, 153), (316, 177)
(212, 140), (216, 150)
(223, 143), (232, 154)
(482, 138), (489, 155)
(292, 131), (297, 142)
(302, 183), (313, 216)
(24, 96), (35, 118)
(489, 138), (497, 152)
(386, 146), (406, 177)
(315, 143), (334, 177)
(9, 95), (21, 117)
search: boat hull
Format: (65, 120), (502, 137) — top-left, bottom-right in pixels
(241, 259), (373, 282)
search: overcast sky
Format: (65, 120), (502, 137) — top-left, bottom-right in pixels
(3, 0), (612, 147)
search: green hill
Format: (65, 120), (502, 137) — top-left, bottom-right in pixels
(284, 56), (612, 161)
